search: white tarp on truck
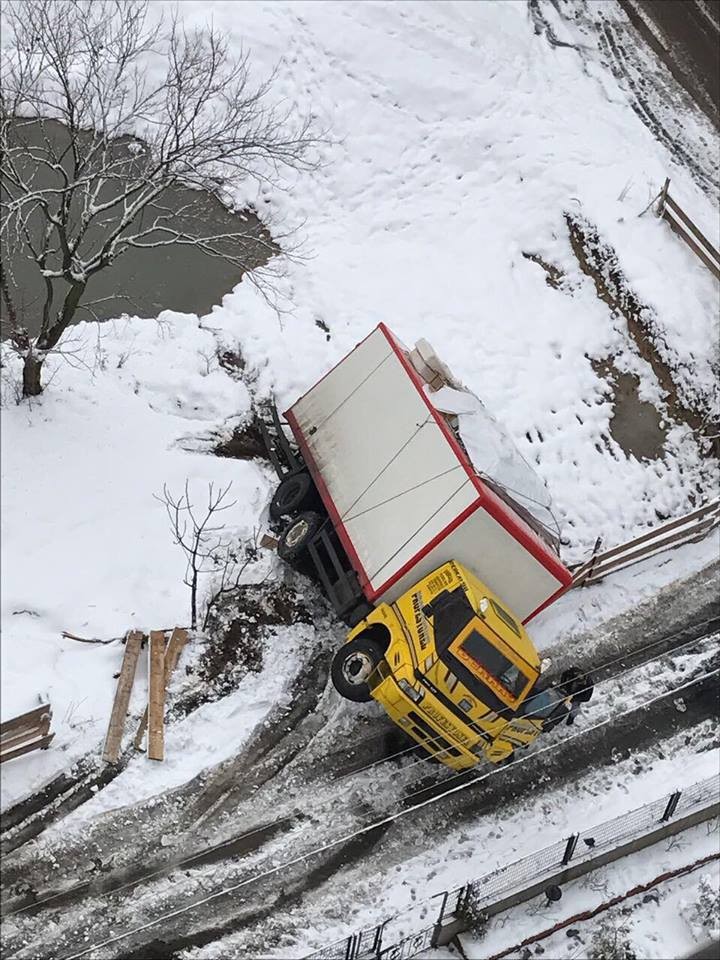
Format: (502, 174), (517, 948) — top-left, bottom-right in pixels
(285, 324), (571, 622)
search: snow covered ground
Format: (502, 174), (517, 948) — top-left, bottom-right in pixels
(1, 1), (719, 956)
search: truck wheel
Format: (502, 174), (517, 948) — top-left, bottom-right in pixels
(270, 472), (315, 521)
(277, 511), (322, 562)
(331, 635), (384, 703)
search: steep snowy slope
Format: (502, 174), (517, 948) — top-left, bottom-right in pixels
(1, 0), (718, 809)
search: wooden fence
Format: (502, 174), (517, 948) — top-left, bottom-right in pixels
(571, 497), (720, 588)
(0, 704), (54, 764)
(657, 178), (720, 281)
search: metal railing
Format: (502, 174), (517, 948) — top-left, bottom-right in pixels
(305, 775), (720, 960)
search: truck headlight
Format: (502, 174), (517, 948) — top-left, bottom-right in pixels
(398, 678), (424, 704)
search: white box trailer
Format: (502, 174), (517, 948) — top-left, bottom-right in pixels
(277, 323), (571, 624)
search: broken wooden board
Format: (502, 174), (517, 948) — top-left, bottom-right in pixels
(147, 630), (167, 761)
(0, 704), (54, 764)
(102, 630), (144, 764)
(1, 733), (55, 764)
(133, 627), (188, 752)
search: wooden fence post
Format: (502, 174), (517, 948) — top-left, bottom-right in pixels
(656, 177), (670, 217)
(147, 630), (167, 761)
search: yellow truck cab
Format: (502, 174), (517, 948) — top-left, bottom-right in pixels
(332, 560), (571, 769)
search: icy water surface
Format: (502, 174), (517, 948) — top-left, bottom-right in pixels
(1, 119), (272, 337)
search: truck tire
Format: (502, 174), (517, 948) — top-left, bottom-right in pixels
(277, 511), (323, 562)
(270, 472), (315, 521)
(331, 635), (384, 703)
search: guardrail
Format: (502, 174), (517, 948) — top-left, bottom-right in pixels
(0, 704), (54, 764)
(305, 775), (719, 960)
(656, 178), (720, 281)
(570, 497), (720, 589)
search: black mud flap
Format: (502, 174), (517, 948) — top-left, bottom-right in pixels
(259, 402), (303, 480)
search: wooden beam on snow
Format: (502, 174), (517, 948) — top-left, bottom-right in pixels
(102, 630), (144, 764)
(147, 630), (167, 761)
(133, 628), (188, 752)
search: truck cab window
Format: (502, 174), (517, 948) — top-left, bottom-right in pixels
(458, 629), (529, 699)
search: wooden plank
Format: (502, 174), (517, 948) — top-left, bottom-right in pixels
(570, 500), (719, 590)
(147, 630), (167, 762)
(0, 727), (45, 752)
(665, 193), (720, 262)
(584, 500), (719, 569)
(133, 628), (188, 751)
(0, 733), (55, 764)
(590, 511), (719, 573)
(1, 720), (46, 745)
(585, 518), (719, 583)
(0, 704), (51, 740)
(664, 209), (720, 282)
(102, 630), (144, 764)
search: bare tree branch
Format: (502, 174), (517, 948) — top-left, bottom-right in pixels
(156, 480), (257, 631)
(1, 0), (321, 396)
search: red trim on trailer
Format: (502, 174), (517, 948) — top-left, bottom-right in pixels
(284, 407), (374, 601)
(367, 496), (484, 602)
(378, 323), (571, 591)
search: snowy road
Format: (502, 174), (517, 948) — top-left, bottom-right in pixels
(2, 579), (718, 958)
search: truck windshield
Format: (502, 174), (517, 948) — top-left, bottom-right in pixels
(431, 589), (529, 710)
(458, 628), (528, 699)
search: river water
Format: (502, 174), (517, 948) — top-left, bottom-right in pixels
(1, 119), (272, 337)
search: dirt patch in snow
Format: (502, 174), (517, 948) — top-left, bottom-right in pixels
(212, 420), (267, 461)
(521, 251), (565, 290)
(566, 214), (719, 459)
(0, 755), (124, 856)
(177, 583), (313, 715)
(591, 358), (668, 460)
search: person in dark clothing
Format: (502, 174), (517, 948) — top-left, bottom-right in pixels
(563, 670), (594, 725)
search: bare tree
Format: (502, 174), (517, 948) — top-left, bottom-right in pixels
(1, 0), (317, 396)
(158, 480), (258, 631)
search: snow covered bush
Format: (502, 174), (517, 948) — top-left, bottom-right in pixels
(455, 886), (490, 938)
(690, 874), (720, 940)
(587, 916), (637, 960)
